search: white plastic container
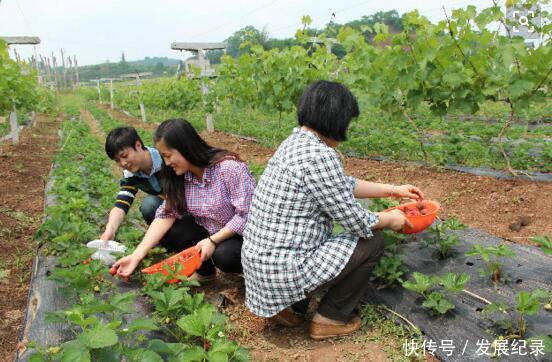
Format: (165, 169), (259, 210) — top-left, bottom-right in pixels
(86, 240), (127, 265)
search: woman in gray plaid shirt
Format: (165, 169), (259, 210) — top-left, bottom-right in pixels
(242, 80), (424, 340)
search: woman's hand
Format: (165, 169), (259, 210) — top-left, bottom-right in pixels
(195, 238), (216, 262)
(112, 254), (142, 277)
(375, 209), (413, 232)
(390, 184), (424, 200)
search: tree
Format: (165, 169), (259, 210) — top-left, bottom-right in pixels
(206, 49), (224, 64)
(225, 26), (270, 57)
(323, 10), (404, 44)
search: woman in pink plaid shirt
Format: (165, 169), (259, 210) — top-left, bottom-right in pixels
(113, 119), (256, 281)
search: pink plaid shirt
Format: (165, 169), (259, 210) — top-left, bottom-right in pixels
(155, 159), (256, 235)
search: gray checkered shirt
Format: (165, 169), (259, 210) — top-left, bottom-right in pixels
(242, 128), (379, 317)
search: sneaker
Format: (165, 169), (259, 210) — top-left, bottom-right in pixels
(269, 307), (304, 328)
(189, 271), (216, 283)
(309, 316), (361, 340)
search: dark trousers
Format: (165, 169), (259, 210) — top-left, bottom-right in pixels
(292, 232), (385, 322)
(141, 195), (243, 276)
(139, 195), (164, 222)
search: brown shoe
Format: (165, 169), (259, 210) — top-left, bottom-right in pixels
(269, 307), (304, 328)
(189, 271), (216, 283)
(309, 317), (361, 340)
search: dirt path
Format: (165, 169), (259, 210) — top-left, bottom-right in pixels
(0, 114), (61, 361)
(104, 105), (551, 242)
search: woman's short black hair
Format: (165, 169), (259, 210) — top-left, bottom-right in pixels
(297, 80), (359, 142)
(105, 126), (146, 159)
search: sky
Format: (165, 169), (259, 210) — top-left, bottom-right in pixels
(1, 0), (495, 66)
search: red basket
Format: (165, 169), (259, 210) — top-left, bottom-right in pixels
(384, 200), (440, 234)
(141, 247), (201, 283)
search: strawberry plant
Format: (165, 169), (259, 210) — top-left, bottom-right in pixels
(465, 244), (516, 284)
(402, 271), (470, 315)
(421, 292), (456, 315)
(371, 255), (408, 288)
(424, 217), (465, 258)
(439, 272), (471, 293)
(483, 289), (550, 338)
(29, 115), (249, 361)
(531, 235), (552, 255)
(371, 231), (408, 288)
(402, 272), (438, 296)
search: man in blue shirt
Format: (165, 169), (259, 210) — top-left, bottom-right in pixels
(100, 126), (164, 241)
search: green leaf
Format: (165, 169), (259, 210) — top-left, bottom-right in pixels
(508, 79), (534, 99)
(482, 302), (510, 315)
(301, 15), (312, 26)
(402, 272), (437, 295)
(440, 272), (470, 293)
(443, 73), (464, 88)
(422, 292), (455, 314)
(210, 340), (238, 354)
(177, 346), (206, 361)
(177, 314), (205, 337)
(230, 346), (250, 362)
(28, 353), (47, 362)
(147, 339), (174, 355)
(77, 324), (118, 349)
(110, 292), (137, 314)
(138, 350), (164, 362)
(90, 347), (120, 362)
(517, 291), (541, 316)
(531, 236), (552, 255)
(126, 318), (158, 333)
(207, 351), (229, 362)
(61, 340), (91, 362)
(527, 335), (552, 353)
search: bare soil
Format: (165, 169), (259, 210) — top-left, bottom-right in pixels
(0, 114), (61, 361)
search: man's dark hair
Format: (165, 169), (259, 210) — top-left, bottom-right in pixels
(105, 126), (146, 159)
(297, 80), (359, 142)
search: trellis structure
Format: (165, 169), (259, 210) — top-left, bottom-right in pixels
(99, 78), (122, 110)
(120, 72), (152, 122)
(171, 42), (225, 132)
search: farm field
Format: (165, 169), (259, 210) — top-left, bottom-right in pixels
(1, 1), (551, 361)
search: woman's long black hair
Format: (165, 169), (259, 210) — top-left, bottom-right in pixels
(154, 119), (240, 213)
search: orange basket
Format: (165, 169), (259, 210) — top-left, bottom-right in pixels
(141, 247), (201, 283)
(384, 200), (440, 234)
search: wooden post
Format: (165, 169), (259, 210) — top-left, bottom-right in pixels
(95, 80), (101, 102)
(60, 49), (67, 89)
(135, 75), (147, 122)
(52, 53), (59, 92)
(110, 79), (114, 109)
(120, 72), (152, 122)
(201, 82), (214, 133)
(9, 105), (19, 145)
(33, 45), (42, 83)
(73, 56), (79, 85)
(13, 48), (20, 62)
